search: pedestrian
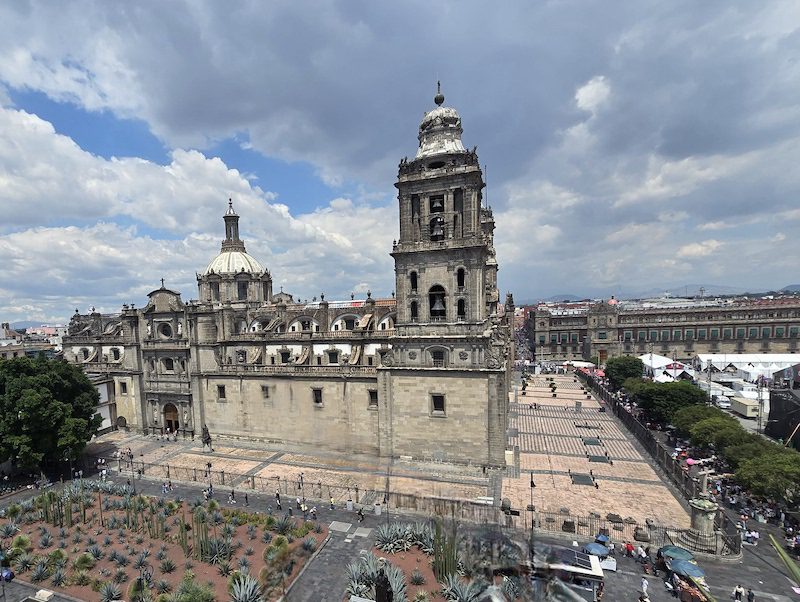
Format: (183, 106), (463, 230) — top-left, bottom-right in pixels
(230, 489), (235, 502)
(747, 588), (755, 602)
(228, 492), (236, 505)
(277, 498), (282, 510)
(168, 480), (173, 491)
(641, 576), (648, 597)
(357, 508), (364, 523)
(275, 490), (281, 503)
(330, 496), (335, 510)
(296, 496), (301, 509)
(310, 507), (317, 520)
(244, 493), (248, 507)
(733, 584), (744, 601)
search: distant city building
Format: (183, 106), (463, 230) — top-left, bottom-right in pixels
(527, 295), (800, 363)
(63, 88), (514, 467)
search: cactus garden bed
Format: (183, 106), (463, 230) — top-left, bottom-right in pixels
(345, 521), (524, 602)
(0, 480), (327, 601)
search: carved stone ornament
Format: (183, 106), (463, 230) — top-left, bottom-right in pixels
(486, 351), (502, 369)
(459, 351), (469, 360)
(408, 351), (417, 360)
(381, 351), (394, 367)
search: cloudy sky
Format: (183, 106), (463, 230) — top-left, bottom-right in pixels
(1, 1), (799, 323)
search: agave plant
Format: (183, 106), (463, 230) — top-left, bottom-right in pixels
(133, 551), (149, 570)
(99, 581), (122, 602)
(301, 536), (317, 553)
(159, 558), (176, 574)
(113, 567), (128, 583)
(114, 553), (129, 567)
(261, 531), (272, 544)
(88, 544), (104, 560)
(30, 560), (50, 583)
(217, 560), (232, 576)
(246, 524), (257, 540)
(14, 553), (34, 573)
(273, 514), (294, 535)
(0, 522), (19, 539)
(51, 568), (67, 587)
(204, 537), (232, 565)
(39, 532), (53, 549)
(384, 564), (407, 602)
(230, 572), (263, 602)
(238, 556), (251, 570)
(441, 575), (488, 602)
(410, 568), (426, 585)
(73, 569), (91, 586)
(155, 579), (171, 594)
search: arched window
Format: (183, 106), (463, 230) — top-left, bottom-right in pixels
(429, 285), (446, 320)
(457, 299), (466, 320)
(210, 281), (220, 302)
(81, 348), (89, 360)
(163, 358), (174, 372)
(111, 348), (120, 361)
(410, 271), (418, 292)
(237, 281), (248, 301)
(410, 301), (418, 321)
(456, 268), (465, 289)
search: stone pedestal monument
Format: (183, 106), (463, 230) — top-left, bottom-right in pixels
(676, 498), (721, 554)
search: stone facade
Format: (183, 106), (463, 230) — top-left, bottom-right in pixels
(529, 297), (800, 363)
(63, 88), (513, 468)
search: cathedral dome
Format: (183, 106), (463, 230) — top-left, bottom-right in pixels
(204, 250), (264, 276)
(202, 199), (265, 276)
(416, 84), (466, 159)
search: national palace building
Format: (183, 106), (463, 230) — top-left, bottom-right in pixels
(62, 88), (514, 468)
(527, 295), (800, 364)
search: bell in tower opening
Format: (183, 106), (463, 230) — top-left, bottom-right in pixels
(429, 285), (446, 319)
(429, 215), (445, 241)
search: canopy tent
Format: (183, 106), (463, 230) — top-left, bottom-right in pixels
(669, 559), (705, 578)
(694, 354), (800, 378)
(639, 353), (674, 372)
(659, 546), (695, 561)
(582, 543), (609, 557)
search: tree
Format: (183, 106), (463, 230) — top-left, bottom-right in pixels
(673, 405), (730, 437)
(723, 434), (771, 470)
(689, 417), (737, 448)
(605, 356), (645, 390)
(632, 381), (707, 424)
(736, 449), (800, 503)
(0, 356), (102, 469)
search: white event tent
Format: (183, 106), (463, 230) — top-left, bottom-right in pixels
(693, 354), (800, 380)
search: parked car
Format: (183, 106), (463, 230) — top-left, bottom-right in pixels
(714, 396), (732, 409)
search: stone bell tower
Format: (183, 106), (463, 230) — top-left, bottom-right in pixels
(378, 85), (509, 469)
(393, 83), (499, 325)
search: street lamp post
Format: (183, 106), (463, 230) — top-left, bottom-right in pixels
(529, 475), (536, 530)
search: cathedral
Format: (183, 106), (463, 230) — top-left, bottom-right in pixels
(64, 88), (514, 468)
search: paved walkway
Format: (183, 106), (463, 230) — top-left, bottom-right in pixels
(503, 375), (691, 526)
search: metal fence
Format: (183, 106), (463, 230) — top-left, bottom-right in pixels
(578, 373), (742, 555)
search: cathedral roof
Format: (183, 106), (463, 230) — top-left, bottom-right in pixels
(204, 250), (264, 276)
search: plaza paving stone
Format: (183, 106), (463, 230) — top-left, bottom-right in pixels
(504, 375), (691, 527)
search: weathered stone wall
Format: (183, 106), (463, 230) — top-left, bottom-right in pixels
(199, 375), (380, 454)
(387, 370), (492, 464)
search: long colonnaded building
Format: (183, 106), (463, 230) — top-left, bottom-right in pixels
(528, 296), (800, 364)
(63, 88), (514, 468)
